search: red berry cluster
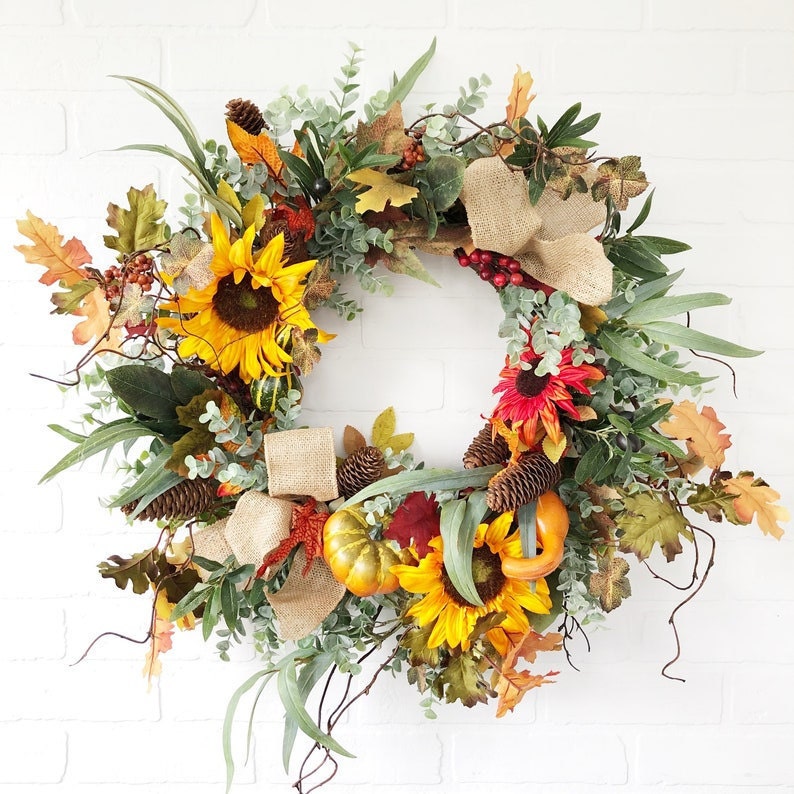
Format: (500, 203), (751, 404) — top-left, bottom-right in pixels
(454, 247), (525, 288)
(104, 253), (155, 301)
(399, 138), (425, 170)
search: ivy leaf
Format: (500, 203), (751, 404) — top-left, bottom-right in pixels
(15, 211), (92, 286)
(438, 654), (488, 708)
(617, 492), (693, 562)
(383, 492), (440, 556)
(104, 184), (168, 254)
(160, 232), (214, 295)
(505, 66), (536, 125)
(290, 327), (324, 376)
(723, 473), (789, 539)
(347, 168), (419, 214)
(658, 400), (731, 471)
(687, 482), (740, 523)
(591, 156), (649, 210)
(98, 547), (161, 594)
(302, 259), (336, 310)
(226, 119), (283, 174)
(589, 556), (631, 612)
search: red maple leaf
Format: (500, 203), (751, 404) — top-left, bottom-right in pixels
(383, 492), (440, 556)
(272, 196), (316, 241)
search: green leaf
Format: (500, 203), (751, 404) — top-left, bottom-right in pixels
(622, 292), (731, 325)
(425, 154), (466, 211)
(98, 547), (160, 595)
(338, 465), (502, 510)
(617, 492), (693, 562)
(381, 240), (440, 287)
(202, 586), (221, 641)
(626, 189), (654, 234)
(106, 448), (181, 510)
(574, 443), (611, 484)
(116, 143), (216, 199)
(603, 270), (684, 319)
(437, 653), (488, 707)
(106, 365), (181, 420)
(517, 501), (538, 558)
(170, 582), (212, 621)
(633, 235), (691, 255)
(599, 327), (715, 386)
(47, 424), (87, 444)
(280, 148), (318, 197)
(50, 278), (97, 315)
(39, 419), (154, 483)
(632, 428), (684, 457)
(103, 184), (168, 255)
(440, 498), (483, 607)
(170, 366), (216, 404)
(276, 663), (355, 759)
(641, 321), (762, 358)
(223, 668), (275, 793)
(282, 653), (335, 772)
(220, 577), (238, 630)
(632, 401), (673, 429)
(380, 37), (436, 111)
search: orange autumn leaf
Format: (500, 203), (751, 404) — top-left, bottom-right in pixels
(658, 400), (731, 470)
(15, 211), (92, 286)
(723, 474), (789, 540)
(505, 629), (564, 666)
(72, 285), (123, 351)
(226, 119), (283, 176)
(505, 66), (536, 125)
(142, 616), (174, 690)
(495, 668), (558, 718)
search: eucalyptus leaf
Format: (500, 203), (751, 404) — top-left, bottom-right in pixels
(641, 321), (761, 358)
(622, 292), (731, 325)
(440, 498), (483, 607)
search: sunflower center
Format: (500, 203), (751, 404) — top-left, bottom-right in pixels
(212, 273), (280, 333)
(515, 365), (551, 398)
(441, 545), (507, 607)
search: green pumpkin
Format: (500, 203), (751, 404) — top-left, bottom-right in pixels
(250, 369), (302, 414)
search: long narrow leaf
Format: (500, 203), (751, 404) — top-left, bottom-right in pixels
(199, 191), (244, 228)
(338, 465), (502, 510)
(47, 424), (87, 444)
(282, 653), (335, 771)
(517, 502), (538, 558)
(641, 321), (761, 358)
(623, 292), (730, 325)
(116, 143), (216, 197)
(599, 327), (715, 386)
(223, 668), (276, 793)
(107, 459), (181, 513)
(277, 663), (355, 759)
(603, 270), (684, 319)
(632, 428), (685, 457)
(440, 498), (483, 606)
(40, 421), (153, 483)
(381, 37), (436, 110)
(626, 189), (654, 234)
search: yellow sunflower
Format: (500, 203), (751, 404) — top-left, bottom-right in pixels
(392, 512), (552, 656)
(158, 214), (325, 383)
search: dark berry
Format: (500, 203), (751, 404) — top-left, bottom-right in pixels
(615, 432), (642, 453)
(507, 259), (522, 273)
(311, 177), (332, 198)
(479, 266), (494, 281)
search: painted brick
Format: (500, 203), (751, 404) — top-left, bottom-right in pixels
(269, 0), (445, 28)
(745, 40), (794, 91)
(0, 602), (65, 660)
(729, 664), (794, 723)
(0, 100), (65, 154)
(0, 723), (66, 783)
(636, 728), (794, 785)
(551, 38), (738, 94)
(453, 0), (642, 29)
(651, 0), (794, 30)
(451, 726), (627, 784)
(72, 0), (256, 26)
(0, 0), (63, 25)
(0, 36), (160, 91)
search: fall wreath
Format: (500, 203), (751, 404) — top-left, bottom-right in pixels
(17, 40), (789, 791)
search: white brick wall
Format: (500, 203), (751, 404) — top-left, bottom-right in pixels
(1, 1), (792, 791)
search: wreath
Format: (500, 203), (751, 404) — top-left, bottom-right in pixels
(16, 40), (789, 791)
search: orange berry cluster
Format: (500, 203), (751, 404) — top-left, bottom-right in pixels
(104, 253), (155, 301)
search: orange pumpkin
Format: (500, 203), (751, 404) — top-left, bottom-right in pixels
(500, 491), (570, 581)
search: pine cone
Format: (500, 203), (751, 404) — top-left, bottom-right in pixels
(225, 98), (267, 135)
(122, 478), (218, 522)
(485, 453), (561, 513)
(337, 446), (386, 500)
(259, 219), (307, 265)
(463, 423), (510, 469)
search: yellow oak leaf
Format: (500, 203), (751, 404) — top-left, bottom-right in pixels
(72, 285), (123, 351)
(505, 66), (535, 125)
(347, 168), (419, 214)
(226, 119), (283, 176)
(658, 400), (731, 470)
(15, 211), (92, 286)
(723, 474), (789, 540)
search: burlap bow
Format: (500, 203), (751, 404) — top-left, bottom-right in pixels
(460, 157), (613, 306)
(192, 427), (346, 640)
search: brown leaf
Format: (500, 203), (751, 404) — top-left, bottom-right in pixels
(591, 155), (649, 210)
(290, 326), (323, 376)
(343, 425), (367, 456)
(723, 474), (789, 540)
(659, 400), (731, 471)
(16, 211), (92, 286)
(226, 119), (283, 175)
(355, 101), (410, 156)
(589, 556), (631, 612)
(302, 259), (336, 310)
(390, 220), (472, 258)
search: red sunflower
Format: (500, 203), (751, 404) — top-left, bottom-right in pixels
(490, 342), (603, 448)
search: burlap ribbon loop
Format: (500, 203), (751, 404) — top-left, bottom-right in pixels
(460, 157), (614, 306)
(192, 427), (345, 640)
